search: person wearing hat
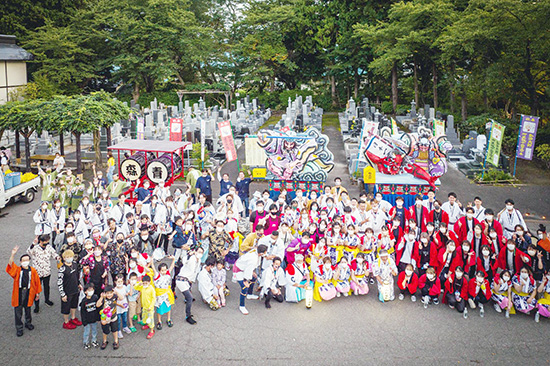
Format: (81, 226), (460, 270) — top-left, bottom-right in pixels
(58, 250), (82, 330)
(497, 199), (527, 240)
(249, 191), (262, 214)
(6, 246), (42, 336)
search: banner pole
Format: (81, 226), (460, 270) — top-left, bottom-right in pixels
(513, 115), (523, 177)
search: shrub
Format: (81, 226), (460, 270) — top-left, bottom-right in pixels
(536, 144), (550, 169)
(475, 169), (513, 182)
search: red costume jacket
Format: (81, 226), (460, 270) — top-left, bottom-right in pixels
(442, 272), (469, 303)
(407, 205), (429, 231)
(468, 278), (492, 301)
(428, 209), (449, 227)
(453, 217), (480, 243)
(397, 271), (419, 293)
(481, 219), (504, 239)
(496, 248), (531, 274)
(418, 274), (442, 296)
(395, 239), (420, 266)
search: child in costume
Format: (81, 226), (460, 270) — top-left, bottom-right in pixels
(397, 263), (418, 302)
(313, 257), (337, 302)
(133, 275), (157, 339)
(153, 256), (176, 330)
(350, 253), (370, 296)
(334, 257), (352, 297)
(491, 270), (512, 318)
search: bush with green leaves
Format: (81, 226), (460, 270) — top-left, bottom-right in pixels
(536, 144), (550, 169)
(475, 169), (513, 182)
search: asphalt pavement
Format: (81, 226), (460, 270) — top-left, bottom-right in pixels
(1, 126), (549, 365)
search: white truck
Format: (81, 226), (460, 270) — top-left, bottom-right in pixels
(0, 172), (40, 211)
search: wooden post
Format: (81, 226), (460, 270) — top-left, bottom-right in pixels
(74, 131), (82, 174)
(59, 131), (64, 155)
(15, 130), (21, 159)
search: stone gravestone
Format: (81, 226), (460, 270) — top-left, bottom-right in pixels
(477, 135), (487, 151)
(445, 115), (461, 146)
(410, 101), (417, 119)
(35, 131), (50, 155)
(424, 104), (430, 119)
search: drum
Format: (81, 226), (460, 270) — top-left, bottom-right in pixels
(120, 152), (155, 181)
(146, 153), (182, 183)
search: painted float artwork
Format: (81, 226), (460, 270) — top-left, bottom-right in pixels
(256, 127), (334, 181)
(364, 126), (452, 190)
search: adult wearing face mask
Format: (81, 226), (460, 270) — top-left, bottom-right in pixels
(33, 201), (53, 237)
(27, 234), (60, 313)
(58, 250), (82, 329)
(203, 220), (232, 261)
(535, 272), (550, 322)
(428, 200), (449, 230)
(195, 169), (214, 203)
(80, 246), (109, 297)
(491, 270), (513, 318)
(437, 240), (458, 284)
(249, 201), (267, 233)
(217, 171), (233, 197)
(58, 233), (82, 260)
(536, 225), (550, 269)
(476, 244), (497, 283)
(395, 229), (420, 273)
(263, 204), (281, 236)
(234, 244), (268, 315)
(397, 264), (419, 302)
(107, 233), (130, 283)
(497, 199), (527, 240)
(467, 271), (492, 317)
(407, 195), (429, 231)
(525, 244), (545, 282)
(175, 247), (205, 324)
(481, 208), (503, 239)
(417, 232), (438, 276)
(454, 207), (480, 244)
(7, 246), (42, 337)
(443, 266), (469, 318)
(513, 224), (532, 252)
(497, 239), (531, 275)
(511, 266), (537, 315)
(486, 228), (504, 257)
(133, 228), (157, 255)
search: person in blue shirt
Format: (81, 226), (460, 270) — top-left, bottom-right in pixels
(133, 180), (152, 203)
(235, 171), (252, 217)
(195, 169), (214, 203)
(217, 171), (233, 197)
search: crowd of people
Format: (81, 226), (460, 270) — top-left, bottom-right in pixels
(6, 166), (550, 351)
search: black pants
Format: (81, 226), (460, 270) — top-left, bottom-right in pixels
(35, 275), (51, 308)
(158, 234), (169, 253)
(421, 287), (438, 300)
(397, 262), (410, 273)
(182, 289), (193, 318)
(400, 288), (414, 296)
(15, 289), (32, 331)
(265, 289), (284, 305)
(473, 294), (489, 306)
(445, 293), (466, 313)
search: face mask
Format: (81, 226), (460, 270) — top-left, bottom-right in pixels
(141, 235), (149, 241)
(539, 234), (544, 239)
(129, 262), (137, 269)
(405, 270), (413, 276)
(130, 280), (137, 285)
(216, 227), (223, 233)
(116, 238), (124, 244)
(41, 205), (48, 210)
(257, 207), (264, 213)
(456, 272), (463, 279)
(185, 225), (193, 231)
(462, 245), (469, 252)
(516, 231), (523, 236)
(507, 244), (515, 251)
(227, 200), (233, 204)
(434, 205), (440, 210)
(143, 284), (149, 289)
(421, 238), (428, 244)
(440, 228), (447, 234)
(502, 275), (510, 282)
(357, 258), (364, 264)
(490, 233), (497, 238)
(506, 205), (513, 211)
(94, 251), (102, 256)
(427, 227), (434, 232)
(475, 230), (482, 235)
(427, 274), (435, 281)
(67, 238), (75, 244)
(131, 253), (138, 258)
(55, 203), (61, 208)
(528, 250), (536, 256)
(65, 257), (74, 264)
(486, 215), (493, 221)
(152, 200), (158, 204)
(482, 250), (490, 256)
(393, 221), (399, 227)
(476, 276), (484, 283)
(465, 213), (473, 219)
(86, 291), (94, 296)
(408, 234), (415, 241)
(520, 272), (529, 280)
(66, 227), (74, 233)
(116, 283), (123, 288)
(327, 203), (333, 207)
(21, 261), (30, 268)
(92, 233), (100, 239)
(449, 246), (455, 251)
(82, 201), (89, 205)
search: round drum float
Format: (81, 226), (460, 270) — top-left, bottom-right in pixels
(146, 153), (183, 183)
(120, 151), (155, 181)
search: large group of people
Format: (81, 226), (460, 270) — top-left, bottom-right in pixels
(6, 167), (550, 351)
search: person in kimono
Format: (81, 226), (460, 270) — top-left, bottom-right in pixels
(33, 201), (52, 238)
(535, 272), (550, 322)
(261, 257), (286, 309)
(285, 254), (311, 303)
(372, 249), (398, 302)
(334, 257), (352, 297)
(497, 199), (527, 240)
(350, 253), (370, 296)
(511, 266), (537, 315)
(491, 271), (512, 318)
(313, 257), (337, 302)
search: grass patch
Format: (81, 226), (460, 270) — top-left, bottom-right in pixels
(258, 113), (281, 130)
(322, 112), (341, 132)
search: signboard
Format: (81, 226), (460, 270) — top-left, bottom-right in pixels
(487, 121), (505, 166)
(516, 115), (539, 160)
(363, 166), (376, 184)
(169, 118), (183, 141)
(136, 117), (144, 140)
(433, 119), (445, 136)
(245, 136), (268, 167)
(217, 120), (238, 162)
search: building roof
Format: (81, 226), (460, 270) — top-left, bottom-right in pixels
(108, 139), (192, 153)
(0, 35), (33, 61)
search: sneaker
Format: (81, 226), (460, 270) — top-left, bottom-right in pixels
(378, 292), (385, 303)
(141, 325), (150, 330)
(246, 294), (259, 300)
(433, 298), (439, 305)
(494, 303), (502, 313)
(146, 331), (155, 339)
(463, 308), (468, 319)
(113, 342), (119, 350)
(100, 341), (109, 350)
(156, 322), (162, 330)
(449, 305), (455, 309)
(129, 327), (137, 333)
(24, 323), (34, 331)
(186, 315), (197, 324)
(343, 292), (349, 297)
(91, 341), (99, 348)
(535, 311), (540, 323)
(479, 304), (485, 318)
(117, 330), (123, 339)
(84, 343), (91, 350)
(468, 298), (476, 309)
(166, 320), (173, 328)
(505, 309), (510, 318)
(336, 292), (341, 298)
(398, 293), (404, 301)
(70, 318), (82, 326)
(265, 301), (272, 309)
(239, 306), (249, 315)
(411, 295), (417, 302)
(16, 329), (23, 337)
(423, 296), (429, 309)
(45, 300), (54, 307)
(369, 278), (375, 285)
(63, 321), (76, 330)
(123, 327), (132, 334)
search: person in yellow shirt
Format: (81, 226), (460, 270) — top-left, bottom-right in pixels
(330, 177), (348, 202)
(240, 225), (264, 254)
(106, 152), (116, 184)
(134, 275), (156, 339)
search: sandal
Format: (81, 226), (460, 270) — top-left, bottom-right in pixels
(156, 322), (163, 330)
(100, 341), (108, 350)
(113, 342), (119, 350)
(166, 320), (173, 328)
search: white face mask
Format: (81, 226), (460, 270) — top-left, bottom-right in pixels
(507, 244), (515, 251)
(520, 272), (529, 280)
(506, 205), (513, 211)
(65, 258), (74, 264)
(86, 291), (94, 297)
(462, 245), (469, 252)
(21, 261), (30, 268)
(528, 250), (536, 256)
(486, 215), (494, 221)
(449, 246), (455, 252)
(456, 272), (463, 279)
(130, 280), (137, 285)
(74, 214), (81, 220)
(420, 238), (428, 244)
(129, 262), (137, 269)
(141, 235), (149, 241)
(482, 250), (490, 256)
(116, 283), (124, 288)
(502, 275), (510, 282)
(405, 270), (413, 276)
(216, 227), (224, 233)
(143, 284), (149, 289)
(516, 231), (524, 236)
(440, 228), (447, 234)
(393, 221), (399, 227)
(427, 274), (435, 281)
(476, 276), (484, 283)
(408, 234), (415, 241)
(131, 253), (138, 258)
(490, 233), (497, 238)
(67, 238), (75, 244)
(539, 234), (544, 239)
(185, 225), (193, 231)
(475, 230), (482, 235)
(94, 251), (102, 257)
(427, 226), (434, 232)
(466, 213), (473, 219)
